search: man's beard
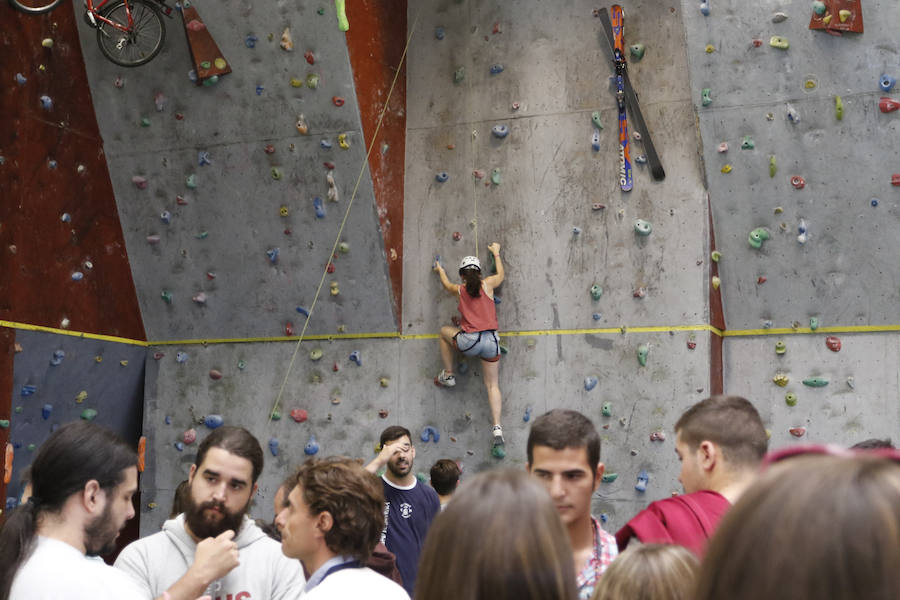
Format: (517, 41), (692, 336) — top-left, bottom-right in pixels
(84, 501), (119, 557)
(184, 495), (249, 540)
(387, 456), (412, 478)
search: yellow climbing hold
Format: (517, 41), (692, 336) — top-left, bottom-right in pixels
(721, 164), (733, 174)
(214, 58), (227, 69)
(290, 78), (303, 88)
(75, 390), (88, 403)
(330, 281), (340, 296)
(711, 276), (721, 290)
(774, 206), (784, 214)
(839, 9), (850, 22)
(338, 133), (350, 149)
(823, 13), (832, 25)
(773, 373), (789, 387)
(769, 36), (789, 50)
(835, 95), (843, 121)
(804, 78), (817, 90)
(120, 360), (128, 367)
(705, 44), (715, 53)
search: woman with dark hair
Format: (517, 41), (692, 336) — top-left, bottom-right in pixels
(695, 451), (900, 600)
(433, 242), (505, 456)
(415, 469), (576, 600)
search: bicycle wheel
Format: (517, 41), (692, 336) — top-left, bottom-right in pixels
(96, 0), (165, 67)
(9, 0), (64, 15)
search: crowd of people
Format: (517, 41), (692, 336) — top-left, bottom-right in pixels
(1, 395), (899, 600)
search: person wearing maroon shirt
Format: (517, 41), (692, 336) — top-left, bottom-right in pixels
(616, 396), (768, 557)
(433, 242), (506, 455)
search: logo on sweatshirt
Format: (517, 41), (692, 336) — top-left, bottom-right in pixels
(212, 594), (250, 600)
(399, 502), (413, 518)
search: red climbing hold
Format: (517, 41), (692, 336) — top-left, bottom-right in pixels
(153, 352), (165, 360)
(209, 369), (223, 380)
(687, 340), (697, 350)
(332, 362), (339, 372)
(879, 97), (900, 113)
(175, 113), (184, 120)
(892, 174), (900, 186)
(304, 51), (315, 65)
(186, 19), (206, 31)
(492, 21), (501, 34)
(326, 263), (336, 273)
(378, 409), (389, 418)
(825, 336), (842, 352)
(290, 408), (308, 423)
(757, 276), (767, 284)
(285, 322), (294, 336)
(452, 232), (462, 241)
(332, 96), (345, 107)
(323, 161), (335, 170)
(176, 195), (188, 205)
(789, 426), (806, 438)
(790, 176), (806, 189)
(264, 144), (275, 154)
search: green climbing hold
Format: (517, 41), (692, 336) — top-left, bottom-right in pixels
(14, 406), (23, 414)
(812, 1), (826, 15)
(186, 174), (198, 189)
(161, 290), (173, 304)
(200, 60), (211, 69)
(310, 348), (323, 361)
(769, 36), (789, 49)
(306, 73), (319, 88)
(490, 168), (502, 185)
(711, 250), (721, 262)
(701, 88), (712, 107)
(741, 135), (755, 150)
(769, 155), (777, 178)
(335, 0), (349, 31)
(601, 472), (619, 483)
(748, 227), (770, 249)
(338, 241), (350, 253)
(0, 419), (9, 428)
(637, 343), (649, 366)
(416, 472), (427, 483)
(27, 443), (36, 451)
(498, 342), (509, 355)
(140, 117), (151, 127)
(491, 444), (507, 459)
(80, 408), (98, 421)
(590, 284), (603, 301)
(317, 6), (325, 15)
(785, 392), (798, 406)
(803, 377), (829, 387)
(809, 317), (819, 330)
(775, 341), (786, 355)
(601, 402), (612, 417)
(835, 95), (843, 121)
(629, 43), (645, 60)
(271, 167), (283, 180)
(271, 409), (281, 421)
(591, 111), (604, 130)
(634, 219), (652, 236)
(201, 76), (219, 87)
(454, 67), (465, 84)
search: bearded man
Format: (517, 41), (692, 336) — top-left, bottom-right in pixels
(115, 426), (305, 600)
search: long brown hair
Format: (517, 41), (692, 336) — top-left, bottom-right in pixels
(415, 469), (576, 600)
(696, 454), (900, 600)
(591, 544), (699, 600)
(459, 266), (482, 297)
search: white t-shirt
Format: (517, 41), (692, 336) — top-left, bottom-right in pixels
(10, 536), (144, 600)
(302, 566), (409, 600)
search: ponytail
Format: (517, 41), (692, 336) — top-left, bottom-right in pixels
(0, 503), (39, 600)
(459, 267), (482, 298)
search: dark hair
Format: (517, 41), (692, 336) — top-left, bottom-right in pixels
(0, 421), (137, 600)
(674, 396), (767, 467)
(290, 457), (385, 562)
(459, 267), (482, 298)
(527, 409), (601, 470)
(696, 455), (900, 600)
(416, 469), (576, 600)
(379, 425), (412, 447)
(169, 480), (190, 519)
(851, 438), (895, 450)
(430, 459), (461, 496)
(195, 426), (264, 483)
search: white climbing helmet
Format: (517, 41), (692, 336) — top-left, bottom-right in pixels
(459, 256), (481, 271)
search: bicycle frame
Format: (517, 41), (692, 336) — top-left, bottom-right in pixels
(85, 0), (133, 33)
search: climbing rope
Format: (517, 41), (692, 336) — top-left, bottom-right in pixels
(466, 0), (479, 257)
(268, 6), (423, 424)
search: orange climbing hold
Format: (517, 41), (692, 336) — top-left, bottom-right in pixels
(3, 443), (12, 484)
(332, 96), (345, 107)
(880, 97), (900, 113)
(137, 436), (146, 472)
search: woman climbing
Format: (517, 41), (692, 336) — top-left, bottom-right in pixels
(433, 242), (506, 457)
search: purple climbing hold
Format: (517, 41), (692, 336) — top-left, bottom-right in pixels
(304, 434), (320, 455)
(49, 349), (65, 366)
(491, 125), (509, 138)
(268, 437), (279, 456)
(160, 210), (172, 224)
(313, 196), (326, 218)
(41, 404), (52, 420)
(204, 414), (224, 429)
(349, 350), (362, 366)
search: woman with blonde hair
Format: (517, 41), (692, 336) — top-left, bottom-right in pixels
(591, 544), (699, 600)
(415, 469), (576, 600)
(696, 449), (900, 600)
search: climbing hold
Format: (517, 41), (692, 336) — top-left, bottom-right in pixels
(592, 111), (604, 129)
(633, 219), (652, 236)
(810, 317), (819, 330)
(313, 196), (326, 218)
(790, 176), (805, 189)
(592, 313), (602, 321)
(705, 44), (715, 53)
(245, 34), (257, 48)
(0, 420), (8, 429)
(769, 36), (789, 49)
(379, 377), (390, 388)
(77, 408), (98, 421)
(280, 28), (293, 51)
(772, 11), (788, 22)
(490, 168), (502, 185)
(803, 377), (828, 387)
(174, 441), (184, 451)
(748, 227), (770, 249)
(871, 198), (879, 207)
(310, 348), (323, 361)
(687, 335), (697, 350)
(880, 97), (900, 113)
(453, 67), (465, 83)
(637, 344), (649, 366)
(522, 406), (533, 422)
(175, 351), (188, 363)
(601, 402), (613, 417)
(699, 2), (710, 16)
(650, 431), (666, 442)
(797, 219), (808, 245)
(39, 95), (53, 110)
(789, 426), (806, 438)
(773, 373), (789, 387)
(204, 414), (224, 428)
(75, 390), (88, 403)
(740, 136), (755, 150)
(49, 349), (65, 366)
(838, 8), (850, 22)
(435, 26), (445, 40)
(303, 435), (320, 455)
(584, 376), (598, 391)
(489, 64), (504, 75)
(785, 392), (798, 407)
(181, 428), (198, 445)
(41, 404), (52, 420)
(349, 350), (362, 366)
(812, 1), (826, 15)
(268, 438), (279, 457)
(769, 156), (777, 178)
(600, 472), (619, 483)
(435, 172), (449, 183)
(721, 164), (732, 174)
(717, 142), (728, 153)
(591, 130), (601, 152)
(835, 95), (843, 120)
(338, 133), (350, 149)
(295, 114), (309, 135)
(825, 336), (841, 352)
(185, 174), (197, 189)
(590, 284), (603, 301)
(711, 276), (721, 290)
(335, 0), (349, 31)
(635, 470), (649, 493)
(893, 174), (900, 186)
(421, 426), (440, 443)
(132, 175), (148, 189)
(266, 247), (279, 264)
(572, 227), (582, 236)
(491, 124), (509, 138)
(786, 103), (800, 123)
(491, 444), (506, 459)
(160, 210), (172, 225)
(701, 88), (712, 106)
(452, 231), (462, 242)
(880, 75), (896, 93)
(635, 155), (648, 164)
(629, 43), (645, 60)
(775, 341), (786, 355)
(160, 291), (173, 304)
(15, 73), (26, 85)
(332, 96), (345, 107)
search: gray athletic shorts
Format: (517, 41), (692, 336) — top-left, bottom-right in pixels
(454, 330), (500, 362)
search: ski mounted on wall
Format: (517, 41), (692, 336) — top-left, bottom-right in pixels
(598, 6), (666, 184)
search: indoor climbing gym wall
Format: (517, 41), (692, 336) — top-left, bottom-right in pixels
(3, 0), (900, 536)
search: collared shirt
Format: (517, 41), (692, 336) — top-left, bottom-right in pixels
(576, 516), (619, 600)
(304, 556), (357, 593)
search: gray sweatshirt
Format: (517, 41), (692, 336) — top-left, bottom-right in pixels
(115, 514), (305, 600)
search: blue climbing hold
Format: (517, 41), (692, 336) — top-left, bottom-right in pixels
(584, 376), (598, 391)
(435, 172), (449, 183)
(160, 210), (172, 224)
(592, 130), (601, 151)
(880, 74), (896, 93)
(198, 151), (211, 166)
(268, 437), (279, 456)
(635, 469), (649, 493)
(71, 272), (83, 281)
(15, 73), (26, 85)
(493, 296), (501, 305)
(47, 160), (57, 169)
(457, 360), (469, 374)
(320, 139), (333, 149)
(349, 350), (362, 366)
(6, 497), (18, 511)
(296, 306), (310, 317)
(49, 349), (65, 366)
(435, 26), (445, 40)
(21, 384), (36, 396)
(304, 435), (320, 455)
(245, 34), (258, 48)
(699, 2), (710, 16)
(256, 85), (264, 95)
(204, 414), (224, 429)
(871, 198), (879, 207)
(41, 404), (52, 420)
(523, 406), (533, 422)
(175, 351), (189, 363)
(490, 64), (504, 75)
(267, 247), (280, 263)
(600, 512), (609, 523)
(39, 95), (52, 110)
(313, 196), (326, 218)
(592, 313), (602, 321)
(491, 125), (509, 138)
(421, 426), (440, 443)
(174, 441), (184, 451)
(165, 415), (172, 425)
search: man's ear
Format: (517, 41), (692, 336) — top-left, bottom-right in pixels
(252, 482), (259, 497)
(317, 511), (334, 536)
(188, 463), (197, 484)
(699, 441), (718, 472)
(82, 480), (103, 512)
(593, 463), (605, 491)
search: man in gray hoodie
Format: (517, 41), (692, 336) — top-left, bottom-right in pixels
(115, 426), (305, 600)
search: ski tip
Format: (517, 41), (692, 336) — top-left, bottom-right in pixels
(621, 183), (634, 192)
(651, 166), (666, 181)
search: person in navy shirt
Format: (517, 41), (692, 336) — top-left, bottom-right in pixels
(365, 426), (440, 596)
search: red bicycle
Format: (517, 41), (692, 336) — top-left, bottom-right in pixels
(9, 0), (173, 67)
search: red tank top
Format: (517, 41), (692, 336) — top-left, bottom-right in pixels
(458, 283), (499, 332)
